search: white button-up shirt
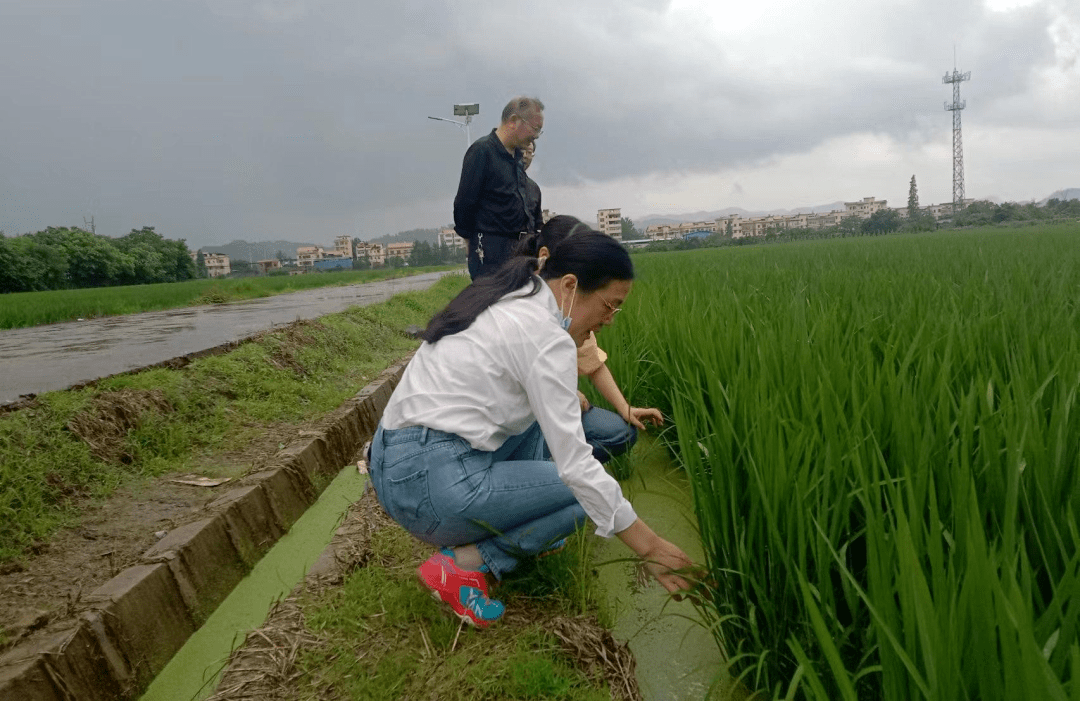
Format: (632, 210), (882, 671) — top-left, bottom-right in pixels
(381, 280), (638, 537)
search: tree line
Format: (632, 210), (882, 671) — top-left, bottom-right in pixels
(949, 197), (1080, 227)
(0, 226), (196, 293)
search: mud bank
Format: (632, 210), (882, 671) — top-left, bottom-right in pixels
(0, 358), (409, 700)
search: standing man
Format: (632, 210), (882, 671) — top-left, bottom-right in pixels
(454, 96), (544, 280)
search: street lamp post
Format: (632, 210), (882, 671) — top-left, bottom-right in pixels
(427, 103), (479, 149)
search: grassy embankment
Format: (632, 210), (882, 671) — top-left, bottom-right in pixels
(0, 273), (470, 562)
(596, 223), (1080, 698)
(268, 524), (620, 701)
(0, 265), (462, 330)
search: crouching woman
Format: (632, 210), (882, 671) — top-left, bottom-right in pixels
(367, 228), (695, 627)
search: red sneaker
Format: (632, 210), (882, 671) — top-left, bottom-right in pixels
(417, 551), (504, 628)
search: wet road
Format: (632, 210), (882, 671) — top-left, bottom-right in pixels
(0, 271), (457, 405)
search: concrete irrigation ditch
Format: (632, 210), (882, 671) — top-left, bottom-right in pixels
(0, 358), (408, 700)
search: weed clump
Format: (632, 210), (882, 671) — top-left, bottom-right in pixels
(66, 389), (173, 464)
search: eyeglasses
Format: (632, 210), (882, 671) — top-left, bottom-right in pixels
(597, 292), (621, 317)
(515, 113), (543, 137)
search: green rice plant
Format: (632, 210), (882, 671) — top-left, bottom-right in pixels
(610, 224), (1080, 698)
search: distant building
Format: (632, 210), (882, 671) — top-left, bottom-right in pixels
(334, 235), (354, 259)
(844, 197), (888, 218)
(256, 259), (282, 274)
(296, 246), (324, 268)
(926, 199), (974, 219)
(438, 228), (466, 252)
(638, 194), (980, 244)
(188, 250), (231, 277)
(597, 208), (622, 238)
(355, 242), (385, 266)
(386, 241), (414, 261)
(645, 220), (718, 240)
(203, 253), (230, 277)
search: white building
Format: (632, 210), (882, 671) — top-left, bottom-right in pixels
(438, 227), (466, 252)
(189, 250), (231, 277)
(334, 235), (354, 259)
(355, 242), (385, 266)
(296, 246), (324, 268)
(597, 208), (622, 238)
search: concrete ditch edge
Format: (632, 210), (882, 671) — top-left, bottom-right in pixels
(0, 357), (410, 701)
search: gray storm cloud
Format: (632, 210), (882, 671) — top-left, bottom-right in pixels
(0, 0), (1074, 247)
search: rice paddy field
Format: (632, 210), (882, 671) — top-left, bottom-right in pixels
(598, 223), (1080, 699)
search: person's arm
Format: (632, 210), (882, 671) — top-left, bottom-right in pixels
(453, 143), (488, 238)
(586, 363), (663, 430)
(616, 518), (695, 596)
(524, 333), (695, 595)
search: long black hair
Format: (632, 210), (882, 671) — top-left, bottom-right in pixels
(423, 225), (633, 343)
(512, 214), (592, 260)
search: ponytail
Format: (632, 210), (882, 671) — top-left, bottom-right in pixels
(422, 257), (542, 343)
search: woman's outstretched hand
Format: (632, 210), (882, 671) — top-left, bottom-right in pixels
(617, 518), (703, 600)
(640, 538), (697, 598)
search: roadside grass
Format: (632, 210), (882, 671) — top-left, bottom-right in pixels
(0, 265), (462, 329)
(0, 273), (470, 562)
(294, 524), (613, 701)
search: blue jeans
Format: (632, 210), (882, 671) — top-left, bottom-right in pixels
(582, 406), (637, 463)
(368, 422), (587, 580)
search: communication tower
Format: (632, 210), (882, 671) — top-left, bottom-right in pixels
(943, 62), (971, 213)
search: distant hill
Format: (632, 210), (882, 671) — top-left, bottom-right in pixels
(1041, 188), (1080, 204)
(637, 201), (847, 228)
(364, 227), (443, 246)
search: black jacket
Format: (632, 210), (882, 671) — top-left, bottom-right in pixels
(454, 129), (540, 239)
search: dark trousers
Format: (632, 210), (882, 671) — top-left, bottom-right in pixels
(468, 233), (521, 281)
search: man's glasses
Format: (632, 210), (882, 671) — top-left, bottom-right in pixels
(515, 113), (543, 137)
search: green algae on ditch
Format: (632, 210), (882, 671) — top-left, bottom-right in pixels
(593, 436), (725, 700)
(139, 465), (367, 701)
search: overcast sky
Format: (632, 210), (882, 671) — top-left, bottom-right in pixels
(2, 0), (1076, 249)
